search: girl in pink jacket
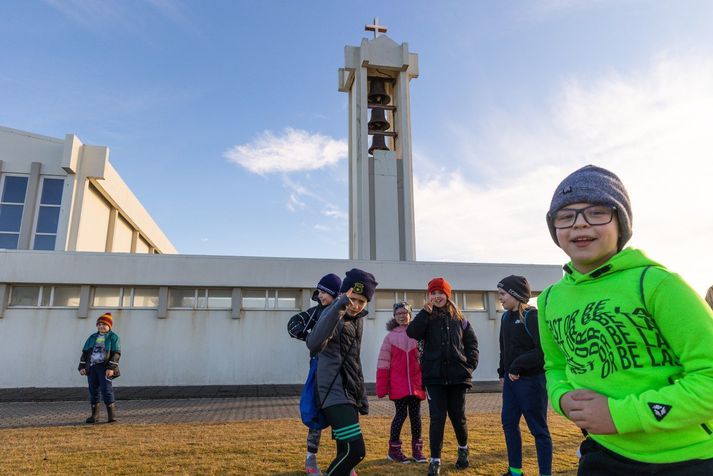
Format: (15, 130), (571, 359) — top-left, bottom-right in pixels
(376, 301), (427, 464)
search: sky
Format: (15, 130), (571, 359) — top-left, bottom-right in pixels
(1, 0), (712, 295)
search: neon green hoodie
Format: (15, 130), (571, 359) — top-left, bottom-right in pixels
(538, 248), (713, 463)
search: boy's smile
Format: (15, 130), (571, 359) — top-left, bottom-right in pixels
(556, 202), (619, 274)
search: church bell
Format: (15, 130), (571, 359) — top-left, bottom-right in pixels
(368, 108), (390, 131)
(368, 78), (390, 105)
(368, 134), (389, 155)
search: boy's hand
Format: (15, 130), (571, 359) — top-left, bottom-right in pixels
(565, 389), (617, 435)
(105, 369), (114, 378)
(508, 373), (520, 381)
(79, 369), (86, 376)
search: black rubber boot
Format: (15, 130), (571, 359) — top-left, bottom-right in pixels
(106, 403), (117, 423)
(85, 404), (100, 423)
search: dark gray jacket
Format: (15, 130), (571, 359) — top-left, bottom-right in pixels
(306, 294), (368, 413)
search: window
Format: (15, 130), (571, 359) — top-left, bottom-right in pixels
(32, 178), (64, 250)
(241, 289), (299, 310)
(374, 290), (427, 311)
(9, 285), (79, 307)
(462, 292), (486, 311)
(93, 286), (159, 308)
(0, 175), (29, 249)
(169, 288), (232, 309)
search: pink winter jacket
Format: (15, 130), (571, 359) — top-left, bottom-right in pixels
(376, 325), (425, 401)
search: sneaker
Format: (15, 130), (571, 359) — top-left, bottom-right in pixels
(305, 453), (321, 475)
(455, 447), (469, 469)
(427, 460), (441, 475)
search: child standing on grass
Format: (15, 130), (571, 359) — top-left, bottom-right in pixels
(78, 312), (120, 423)
(307, 268), (378, 476)
(497, 275), (552, 476)
(407, 277), (479, 476)
(376, 301), (427, 464)
(538, 165), (713, 475)
(288, 273), (342, 475)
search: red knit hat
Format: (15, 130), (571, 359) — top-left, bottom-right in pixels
(96, 312), (113, 329)
(427, 277), (452, 299)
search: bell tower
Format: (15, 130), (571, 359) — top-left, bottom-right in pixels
(338, 18), (419, 261)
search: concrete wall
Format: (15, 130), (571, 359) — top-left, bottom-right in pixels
(0, 250), (563, 388)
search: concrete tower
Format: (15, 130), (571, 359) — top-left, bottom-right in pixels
(338, 19), (419, 261)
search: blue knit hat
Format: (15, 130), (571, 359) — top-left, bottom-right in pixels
(339, 268), (378, 302)
(547, 165), (632, 250)
(316, 273), (342, 298)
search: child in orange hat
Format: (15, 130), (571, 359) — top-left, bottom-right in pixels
(407, 277), (479, 475)
(78, 312), (121, 423)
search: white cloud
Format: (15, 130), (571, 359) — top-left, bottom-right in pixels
(224, 128), (347, 175)
(415, 52), (713, 295)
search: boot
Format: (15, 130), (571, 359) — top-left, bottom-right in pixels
(387, 440), (410, 463)
(455, 446), (469, 469)
(412, 438), (427, 463)
(427, 459), (441, 475)
(85, 404), (100, 423)
(106, 403), (117, 423)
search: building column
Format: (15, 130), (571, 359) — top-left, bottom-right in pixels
(18, 162), (42, 249)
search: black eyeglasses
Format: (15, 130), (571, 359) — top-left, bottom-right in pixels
(551, 205), (617, 229)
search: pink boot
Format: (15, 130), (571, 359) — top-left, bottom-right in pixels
(412, 438), (427, 463)
(387, 440), (411, 463)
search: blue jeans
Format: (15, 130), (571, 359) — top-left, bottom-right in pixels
(87, 362), (115, 405)
(501, 373), (552, 475)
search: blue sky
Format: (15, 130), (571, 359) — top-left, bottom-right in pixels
(1, 0), (712, 294)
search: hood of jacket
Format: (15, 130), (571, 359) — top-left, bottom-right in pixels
(561, 248), (663, 285)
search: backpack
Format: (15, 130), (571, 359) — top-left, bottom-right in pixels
(299, 356), (329, 430)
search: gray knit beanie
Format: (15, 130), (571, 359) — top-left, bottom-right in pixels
(546, 165), (632, 250)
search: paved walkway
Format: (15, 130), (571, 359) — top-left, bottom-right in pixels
(0, 393), (503, 429)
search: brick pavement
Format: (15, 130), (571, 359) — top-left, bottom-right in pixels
(0, 393), (504, 430)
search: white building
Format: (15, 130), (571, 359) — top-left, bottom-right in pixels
(0, 126), (175, 254)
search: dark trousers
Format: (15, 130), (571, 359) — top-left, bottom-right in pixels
(307, 427), (321, 454)
(390, 396), (422, 442)
(578, 437), (713, 475)
(425, 384), (468, 458)
(323, 404), (366, 476)
(87, 362), (115, 405)
(501, 373), (552, 475)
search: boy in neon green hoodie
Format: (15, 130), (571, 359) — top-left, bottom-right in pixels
(538, 165), (713, 475)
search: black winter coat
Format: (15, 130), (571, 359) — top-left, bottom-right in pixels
(406, 307), (479, 387)
(497, 307), (544, 378)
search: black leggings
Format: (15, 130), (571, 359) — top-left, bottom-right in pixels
(426, 384), (468, 458)
(323, 404), (366, 476)
(390, 396), (422, 442)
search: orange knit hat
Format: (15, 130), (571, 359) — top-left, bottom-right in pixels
(96, 312), (113, 329)
(427, 277), (452, 299)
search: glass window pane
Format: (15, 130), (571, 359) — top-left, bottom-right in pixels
(36, 206), (60, 233)
(464, 292), (486, 311)
(53, 286), (80, 307)
(196, 289), (207, 309)
(207, 288), (231, 309)
(404, 291), (426, 308)
(2, 176), (28, 203)
(33, 234), (56, 250)
(122, 289), (131, 308)
(10, 286), (40, 306)
(93, 287), (121, 307)
(242, 289), (267, 309)
(375, 290), (396, 310)
(41, 286), (51, 306)
(169, 288), (196, 308)
(132, 288), (159, 308)
(40, 179), (64, 205)
(0, 233), (19, 249)
(0, 204), (24, 232)
(276, 289), (299, 309)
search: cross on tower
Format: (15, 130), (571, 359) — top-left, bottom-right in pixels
(365, 17), (387, 39)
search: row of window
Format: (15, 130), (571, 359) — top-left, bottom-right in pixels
(7, 286), (494, 312)
(0, 175), (64, 250)
(7, 286), (301, 310)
